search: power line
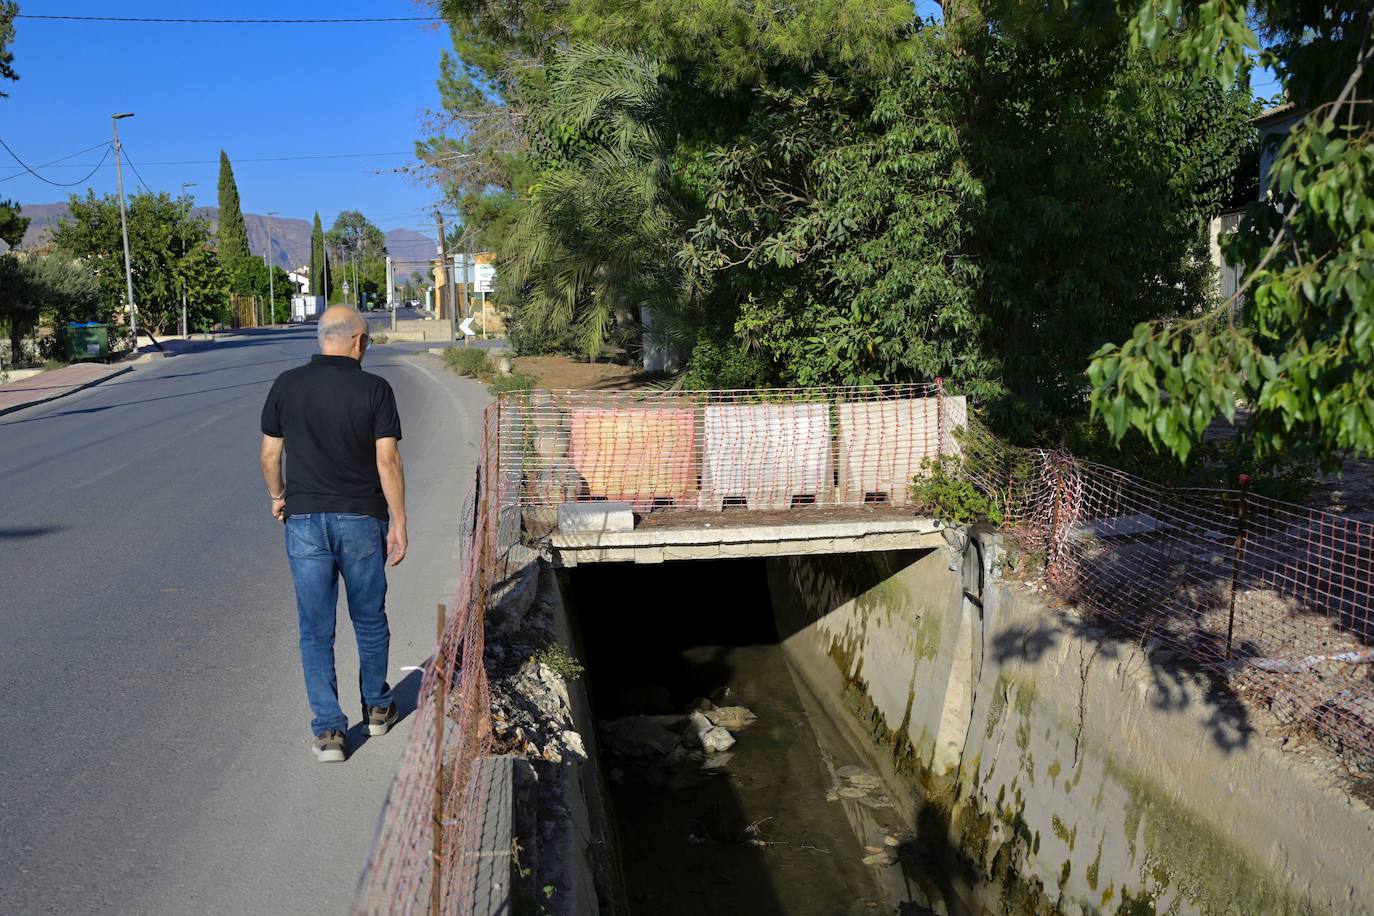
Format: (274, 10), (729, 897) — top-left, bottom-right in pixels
(16, 14), (441, 24)
(0, 136), (113, 187)
(0, 151), (416, 170)
(118, 145), (155, 195)
(0, 140), (109, 183)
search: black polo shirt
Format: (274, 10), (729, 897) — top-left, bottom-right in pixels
(260, 354), (402, 520)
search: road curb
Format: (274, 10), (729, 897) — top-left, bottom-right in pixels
(0, 365), (134, 418)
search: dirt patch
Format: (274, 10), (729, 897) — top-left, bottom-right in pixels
(1307, 457), (1374, 522)
(511, 355), (649, 391)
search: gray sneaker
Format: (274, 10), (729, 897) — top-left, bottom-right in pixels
(364, 703), (398, 737)
(312, 729), (346, 762)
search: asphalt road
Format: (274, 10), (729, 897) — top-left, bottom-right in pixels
(0, 326), (489, 915)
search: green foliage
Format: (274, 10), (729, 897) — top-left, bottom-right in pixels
(909, 455), (1005, 527)
(0, 253), (100, 360)
(679, 332), (775, 390)
(228, 258), (294, 323)
(488, 370), (538, 396)
(439, 0), (913, 91)
(52, 190), (227, 334)
(430, 0), (1259, 449)
(326, 210), (388, 306)
(499, 44), (686, 359)
(1018, 410), (1314, 500)
(0, 1), (17, 93)
(0, 197), (29, 246)
(533, 641), (585, 681)
(216, 151), (251, 271)
(310, 211), (332, 301)
(688, 18), (1254, 407)
(442, 345), (494, 378)
(1089, 2), (1374, 469)
(686, 44), (993, 391)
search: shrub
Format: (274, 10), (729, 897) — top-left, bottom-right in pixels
(442, 346), (494, 379)
(533, 642), (585, 682)
(488, 370), (538, 397)
(909, 455), (1004, 527)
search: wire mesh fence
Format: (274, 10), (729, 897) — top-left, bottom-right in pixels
(355, 404), (500, 915)
(496, 383), (964, 513)
(998, 447), (1374, 768)
(355, 384), (1374, 914)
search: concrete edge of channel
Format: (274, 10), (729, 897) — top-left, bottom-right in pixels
(0, 364), (134, 418)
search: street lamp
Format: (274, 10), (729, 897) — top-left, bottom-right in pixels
(111, 113), (137, 351)
(180, 182), (196, 337)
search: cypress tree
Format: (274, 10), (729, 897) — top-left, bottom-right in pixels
(216, 150), (250, 265)
(310, 211), (330, 299)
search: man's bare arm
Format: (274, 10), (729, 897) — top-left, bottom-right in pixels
(260, 435), (286, 521)
(376, 436), (407, 566)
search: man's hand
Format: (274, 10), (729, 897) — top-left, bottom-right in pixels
(386, 522), (408, 567)
(376, 437), (407, 566)
(260, 435), (286, 524)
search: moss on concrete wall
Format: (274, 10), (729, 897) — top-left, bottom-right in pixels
(768, 547), (1360, 916)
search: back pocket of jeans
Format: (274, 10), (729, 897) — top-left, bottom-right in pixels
(338, 515), (381, 560)
(285, 517), (329, 559)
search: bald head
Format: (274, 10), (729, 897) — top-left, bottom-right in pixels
(318, 305), (367, 357)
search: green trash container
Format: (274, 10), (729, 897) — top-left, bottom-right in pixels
(61, 322), (110, 362)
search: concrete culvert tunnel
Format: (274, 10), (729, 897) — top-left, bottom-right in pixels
(509, 529), (1374, 916)
(561, 553), (950, 916)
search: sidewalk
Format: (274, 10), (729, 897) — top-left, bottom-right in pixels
(0, 361), (133, 416)
(0, 332), (234, 416)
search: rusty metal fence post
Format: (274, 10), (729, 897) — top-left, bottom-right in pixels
(430, 603), (448, 915)
(1046, 455), (1068, 580)
(1226, 474), (1252, 660)
(935, 377), (945, 462)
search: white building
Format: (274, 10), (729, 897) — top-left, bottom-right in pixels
(287, 266), (310, 295)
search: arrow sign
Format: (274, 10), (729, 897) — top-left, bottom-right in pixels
(459, 316), (477, 337)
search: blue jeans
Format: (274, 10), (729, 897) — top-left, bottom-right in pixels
(285, 513), (394, 736)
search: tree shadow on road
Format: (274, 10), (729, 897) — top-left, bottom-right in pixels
(0, 525), (67, 540)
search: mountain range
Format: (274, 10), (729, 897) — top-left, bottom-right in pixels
(17, 203), (438, 275)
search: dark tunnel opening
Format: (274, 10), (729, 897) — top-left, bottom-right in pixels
(561, 557), (920, 916)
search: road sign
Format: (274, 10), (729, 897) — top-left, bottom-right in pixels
(473, 263), (496, 294)
(459, 316), (477, 337)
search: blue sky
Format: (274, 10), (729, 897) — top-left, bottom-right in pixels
(2, 0), (1279, 235)
(0, 1), (451, 236)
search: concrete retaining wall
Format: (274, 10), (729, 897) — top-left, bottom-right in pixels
(381, 319), (453, 342)
(766, 534), (1374, 915)
(460, 552), (620, 915)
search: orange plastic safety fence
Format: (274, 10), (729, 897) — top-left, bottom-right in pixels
(1004, 449), (1374, 764)
(356, 386), (1374, 914)
(498, 383), (961, 512)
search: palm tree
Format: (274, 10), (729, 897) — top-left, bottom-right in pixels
(501, 44), (686, 358)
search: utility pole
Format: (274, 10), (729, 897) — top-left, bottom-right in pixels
(435, 210), (454, 342)
(352, 252), (360, 309)
(386, 255), (396, 332)
(180, 181), (195, 338)
(467, 236), (476, 339)
(323, 239), (331, 306)
(266, 211), (277, 324)
(112, 113), (137, 351)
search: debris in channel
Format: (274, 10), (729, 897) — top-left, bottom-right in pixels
(829, 764), (896, 809)
(600, 694), (756, 780)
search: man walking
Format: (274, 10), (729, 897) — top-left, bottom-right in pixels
(259, 305), (408, 762)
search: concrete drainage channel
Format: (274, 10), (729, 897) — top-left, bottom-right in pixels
(472, 529), (1374, 915)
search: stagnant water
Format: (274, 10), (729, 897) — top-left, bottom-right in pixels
(566, 559), (936, 916)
